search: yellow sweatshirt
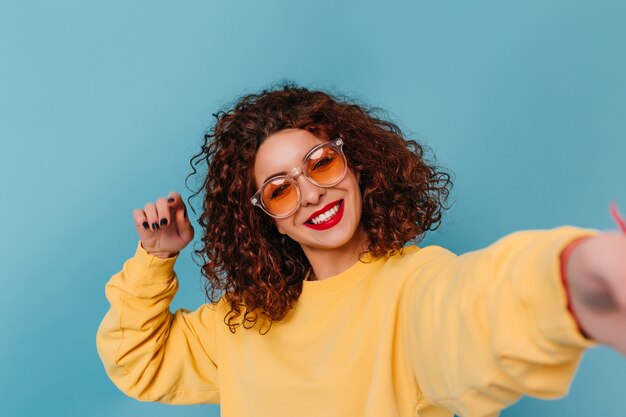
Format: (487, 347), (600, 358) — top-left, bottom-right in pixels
(96, 226), (597, 417)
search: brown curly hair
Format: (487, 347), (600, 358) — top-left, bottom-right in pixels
(187, 82), (452, 333)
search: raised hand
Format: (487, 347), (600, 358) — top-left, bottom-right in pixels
(566, 231), (626, 355)
(132, 191), (195, 259)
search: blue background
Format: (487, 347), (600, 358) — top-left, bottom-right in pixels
(1, 0), (625, 416)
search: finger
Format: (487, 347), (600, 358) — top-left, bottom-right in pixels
(609, 202), (626, 234)
(166, 191), (190, 223)
(144, 202), (160, 231)
(155, 197), (171, 228)
(175, 203), (194, 242)
(132, 208), (151, 239)
(166, 190), (187, 212)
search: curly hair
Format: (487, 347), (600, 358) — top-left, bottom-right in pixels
(187, 82), (452, 333)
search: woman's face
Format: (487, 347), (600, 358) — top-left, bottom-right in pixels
(253, 129), (364, 253)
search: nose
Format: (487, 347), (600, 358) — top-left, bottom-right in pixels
(297, 175), (325, 207)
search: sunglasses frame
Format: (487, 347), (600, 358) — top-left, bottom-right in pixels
(250, 138), (347, 218)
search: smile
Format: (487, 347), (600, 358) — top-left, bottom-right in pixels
(304, 200), (344, 230)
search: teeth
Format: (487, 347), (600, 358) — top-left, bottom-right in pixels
(310, 203), (341, 224)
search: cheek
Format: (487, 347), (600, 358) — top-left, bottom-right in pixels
(347, 171), (362, 200)
(349, 176), (364, 217)
(275, 218), (289, 235)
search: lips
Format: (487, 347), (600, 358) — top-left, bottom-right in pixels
(304, 199), (344, 230)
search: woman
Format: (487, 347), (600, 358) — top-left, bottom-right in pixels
(96, 84), (626, 417)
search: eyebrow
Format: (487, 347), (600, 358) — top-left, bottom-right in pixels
(260, 142), (322, 184)
(262, 171), (289, 185)
(261, 141), (332, 184)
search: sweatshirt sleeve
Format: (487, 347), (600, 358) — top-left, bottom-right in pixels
(96, 242), (220, 404)
(404, 226), (599, 417)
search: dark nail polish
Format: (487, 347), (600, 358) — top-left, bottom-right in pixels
(152, 222), (159, 230)
(167, 197), (174, 203)
(160, 218), (168, 226)
(184, 209), (187, 219)
(142, 221), (149, 229)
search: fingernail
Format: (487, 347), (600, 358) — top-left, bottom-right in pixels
(152, 222), (159, 230)
(167, 197), (174, 203)
(160, 218), (168, 226)
(184, 209), (187, 219)
(142, 221), (149, 230)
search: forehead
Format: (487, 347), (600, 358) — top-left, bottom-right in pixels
(253, 129), (326, 186)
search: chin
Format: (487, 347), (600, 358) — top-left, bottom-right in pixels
(295, 215), (362, 251)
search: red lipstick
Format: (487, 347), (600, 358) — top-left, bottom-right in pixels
(304, 200), (344, 230)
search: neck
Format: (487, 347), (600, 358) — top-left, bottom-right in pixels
(302, 224), (369, 281)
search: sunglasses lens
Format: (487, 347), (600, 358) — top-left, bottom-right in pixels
(261, 177), (298, 217)
(306, 146), (346, 186)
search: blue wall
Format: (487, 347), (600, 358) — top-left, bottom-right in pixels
(2, 0), (625, 416)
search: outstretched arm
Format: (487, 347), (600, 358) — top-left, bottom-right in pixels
(406, 226), (599, 416)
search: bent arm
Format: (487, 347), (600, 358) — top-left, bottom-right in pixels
(96, 242), (219, 404)
(405, 226), (598, 417)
